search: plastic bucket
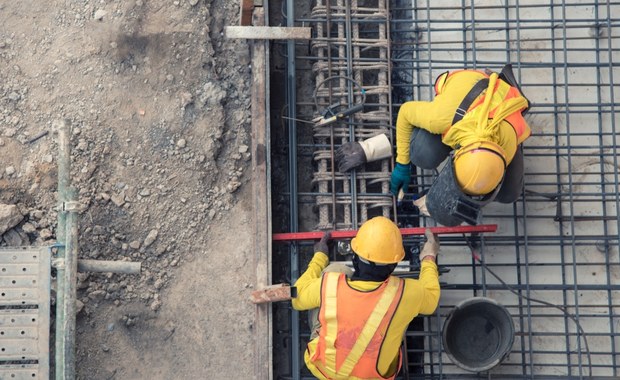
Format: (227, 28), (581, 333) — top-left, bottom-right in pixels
(442, 297), (515, 372)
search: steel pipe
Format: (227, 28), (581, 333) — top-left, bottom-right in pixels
(77, 259), (142, 274)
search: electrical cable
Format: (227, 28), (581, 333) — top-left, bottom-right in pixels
(312, 75), (367, 113)
(282, 116), (316, 125)
(462, 234), (593, 377)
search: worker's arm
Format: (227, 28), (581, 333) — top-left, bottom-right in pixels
(395, 99), (454, 164)
(291, 251), (329, 311)
(377, 257), (439, 377)
(417, 259), (441, 314)
(417, 229), (441, 314)
(395, 101), (426, 164)
(396, 70), (492, 165)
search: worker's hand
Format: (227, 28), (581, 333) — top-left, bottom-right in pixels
(390, 162), (411, 196)
(314, 231), (333, 255)
(336, 134), (393, 173)
(413, 195), (431, 217)
(336, 141), (366, 172)
(419, 228), (439, 262)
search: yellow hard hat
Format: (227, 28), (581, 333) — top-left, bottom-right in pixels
(453, 141), (506, 196)
(350, 216), (405, 264)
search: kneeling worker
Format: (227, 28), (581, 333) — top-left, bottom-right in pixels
(390, 66), (531, 225)
(292, 217), (440, 379)
(335, 66), (530, 226)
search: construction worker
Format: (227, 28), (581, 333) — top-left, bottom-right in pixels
(390, 65), (531, 226)
(292, 216), (440, 380)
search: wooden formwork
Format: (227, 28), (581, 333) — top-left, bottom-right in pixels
(250, 5), (273, 380)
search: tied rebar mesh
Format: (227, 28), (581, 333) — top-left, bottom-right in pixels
(274, 0), (620, 379)
(392, 0), (620, 378)
(310, 0), (394, 230)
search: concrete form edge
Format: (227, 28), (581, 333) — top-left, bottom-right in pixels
(251, 6), (273, 380)
(225, 26), (311, 40)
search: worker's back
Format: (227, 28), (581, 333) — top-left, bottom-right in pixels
(304, 261), (440, 380)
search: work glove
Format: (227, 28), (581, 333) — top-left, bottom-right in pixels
(336, 142), (366, 172)
(314, 231), (333, 255)
(413, 195), (431, 217)
(336, 134), (393, 173)
(390, 162), (411, 196)
(419, 228), (440, 262)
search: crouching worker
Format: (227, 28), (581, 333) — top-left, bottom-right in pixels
(390, 65), (531, 226)
(292, 216), (440, 380)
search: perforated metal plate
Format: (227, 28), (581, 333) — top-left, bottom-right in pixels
(0, 248), (50, 380)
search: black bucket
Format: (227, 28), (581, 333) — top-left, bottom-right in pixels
(442, 297), (515, 372)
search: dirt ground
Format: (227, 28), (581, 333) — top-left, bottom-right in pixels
(1, 0), (258, 378)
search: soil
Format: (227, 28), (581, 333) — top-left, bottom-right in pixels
(1, 0), (257, 378)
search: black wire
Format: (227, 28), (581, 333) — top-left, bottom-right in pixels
(312, 75), (367, 113)
(461, 234), (593, 378)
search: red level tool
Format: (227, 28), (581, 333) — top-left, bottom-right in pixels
(272, 224), (497, 242)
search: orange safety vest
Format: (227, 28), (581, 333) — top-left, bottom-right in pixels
(310, 272), (405, 380)
(435, 70), (531, 145)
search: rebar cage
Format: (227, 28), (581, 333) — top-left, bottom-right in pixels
(270, 0), (620, 379)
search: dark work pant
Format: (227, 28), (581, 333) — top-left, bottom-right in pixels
(409, 128), (452, 170)
(410, 128), (524, 203)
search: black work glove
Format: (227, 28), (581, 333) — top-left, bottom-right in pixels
(314, 232), (333, 255)
(335, 142), (366, 173)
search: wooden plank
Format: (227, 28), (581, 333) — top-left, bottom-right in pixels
(250, 284), (292, 304)
(240, 0), (253, 26)
(250, 6), (272, 380)
(225, 26), (311, 40)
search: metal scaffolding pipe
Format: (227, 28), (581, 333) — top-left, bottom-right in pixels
(54, 119), (70, 380)
(61, 207), (79, 379)
(285, 0), (301, 377)
(77, 259), (142, 274)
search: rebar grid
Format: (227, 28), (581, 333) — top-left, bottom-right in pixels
(310, 0), (394, 230)
(392, 0), (620, 378)
(273, 0), (619, 379)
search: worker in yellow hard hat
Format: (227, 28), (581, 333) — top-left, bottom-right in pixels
(292, 216), (440, 379)
(390, 65), (531, 225)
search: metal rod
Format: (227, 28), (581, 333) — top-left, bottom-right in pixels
(55, 119), (70, 380)
(27, 130), (49, 144)
(77, 259), (141, 274)
(273, 224), (497, 241)
(344, 0), (358, 228)
(61, 205), (78, 380)
(285, 0), (300, 377)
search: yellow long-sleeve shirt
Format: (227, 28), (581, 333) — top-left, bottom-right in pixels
(395, 70), (519, 166)
(292, 252), (440, 379)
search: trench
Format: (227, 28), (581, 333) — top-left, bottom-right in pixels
(267, 1), (620, 379)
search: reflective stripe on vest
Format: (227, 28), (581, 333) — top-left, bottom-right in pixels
(313, 272), (404, 380)
(439, 71), (530, 145)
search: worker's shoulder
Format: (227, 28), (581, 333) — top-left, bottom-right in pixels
(450, 69), (487, 77)
(399, 276), (435, 289)
(443, 69), (487, 85)
(396, 277), (422, 290)
(399, 277), (421, 284)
